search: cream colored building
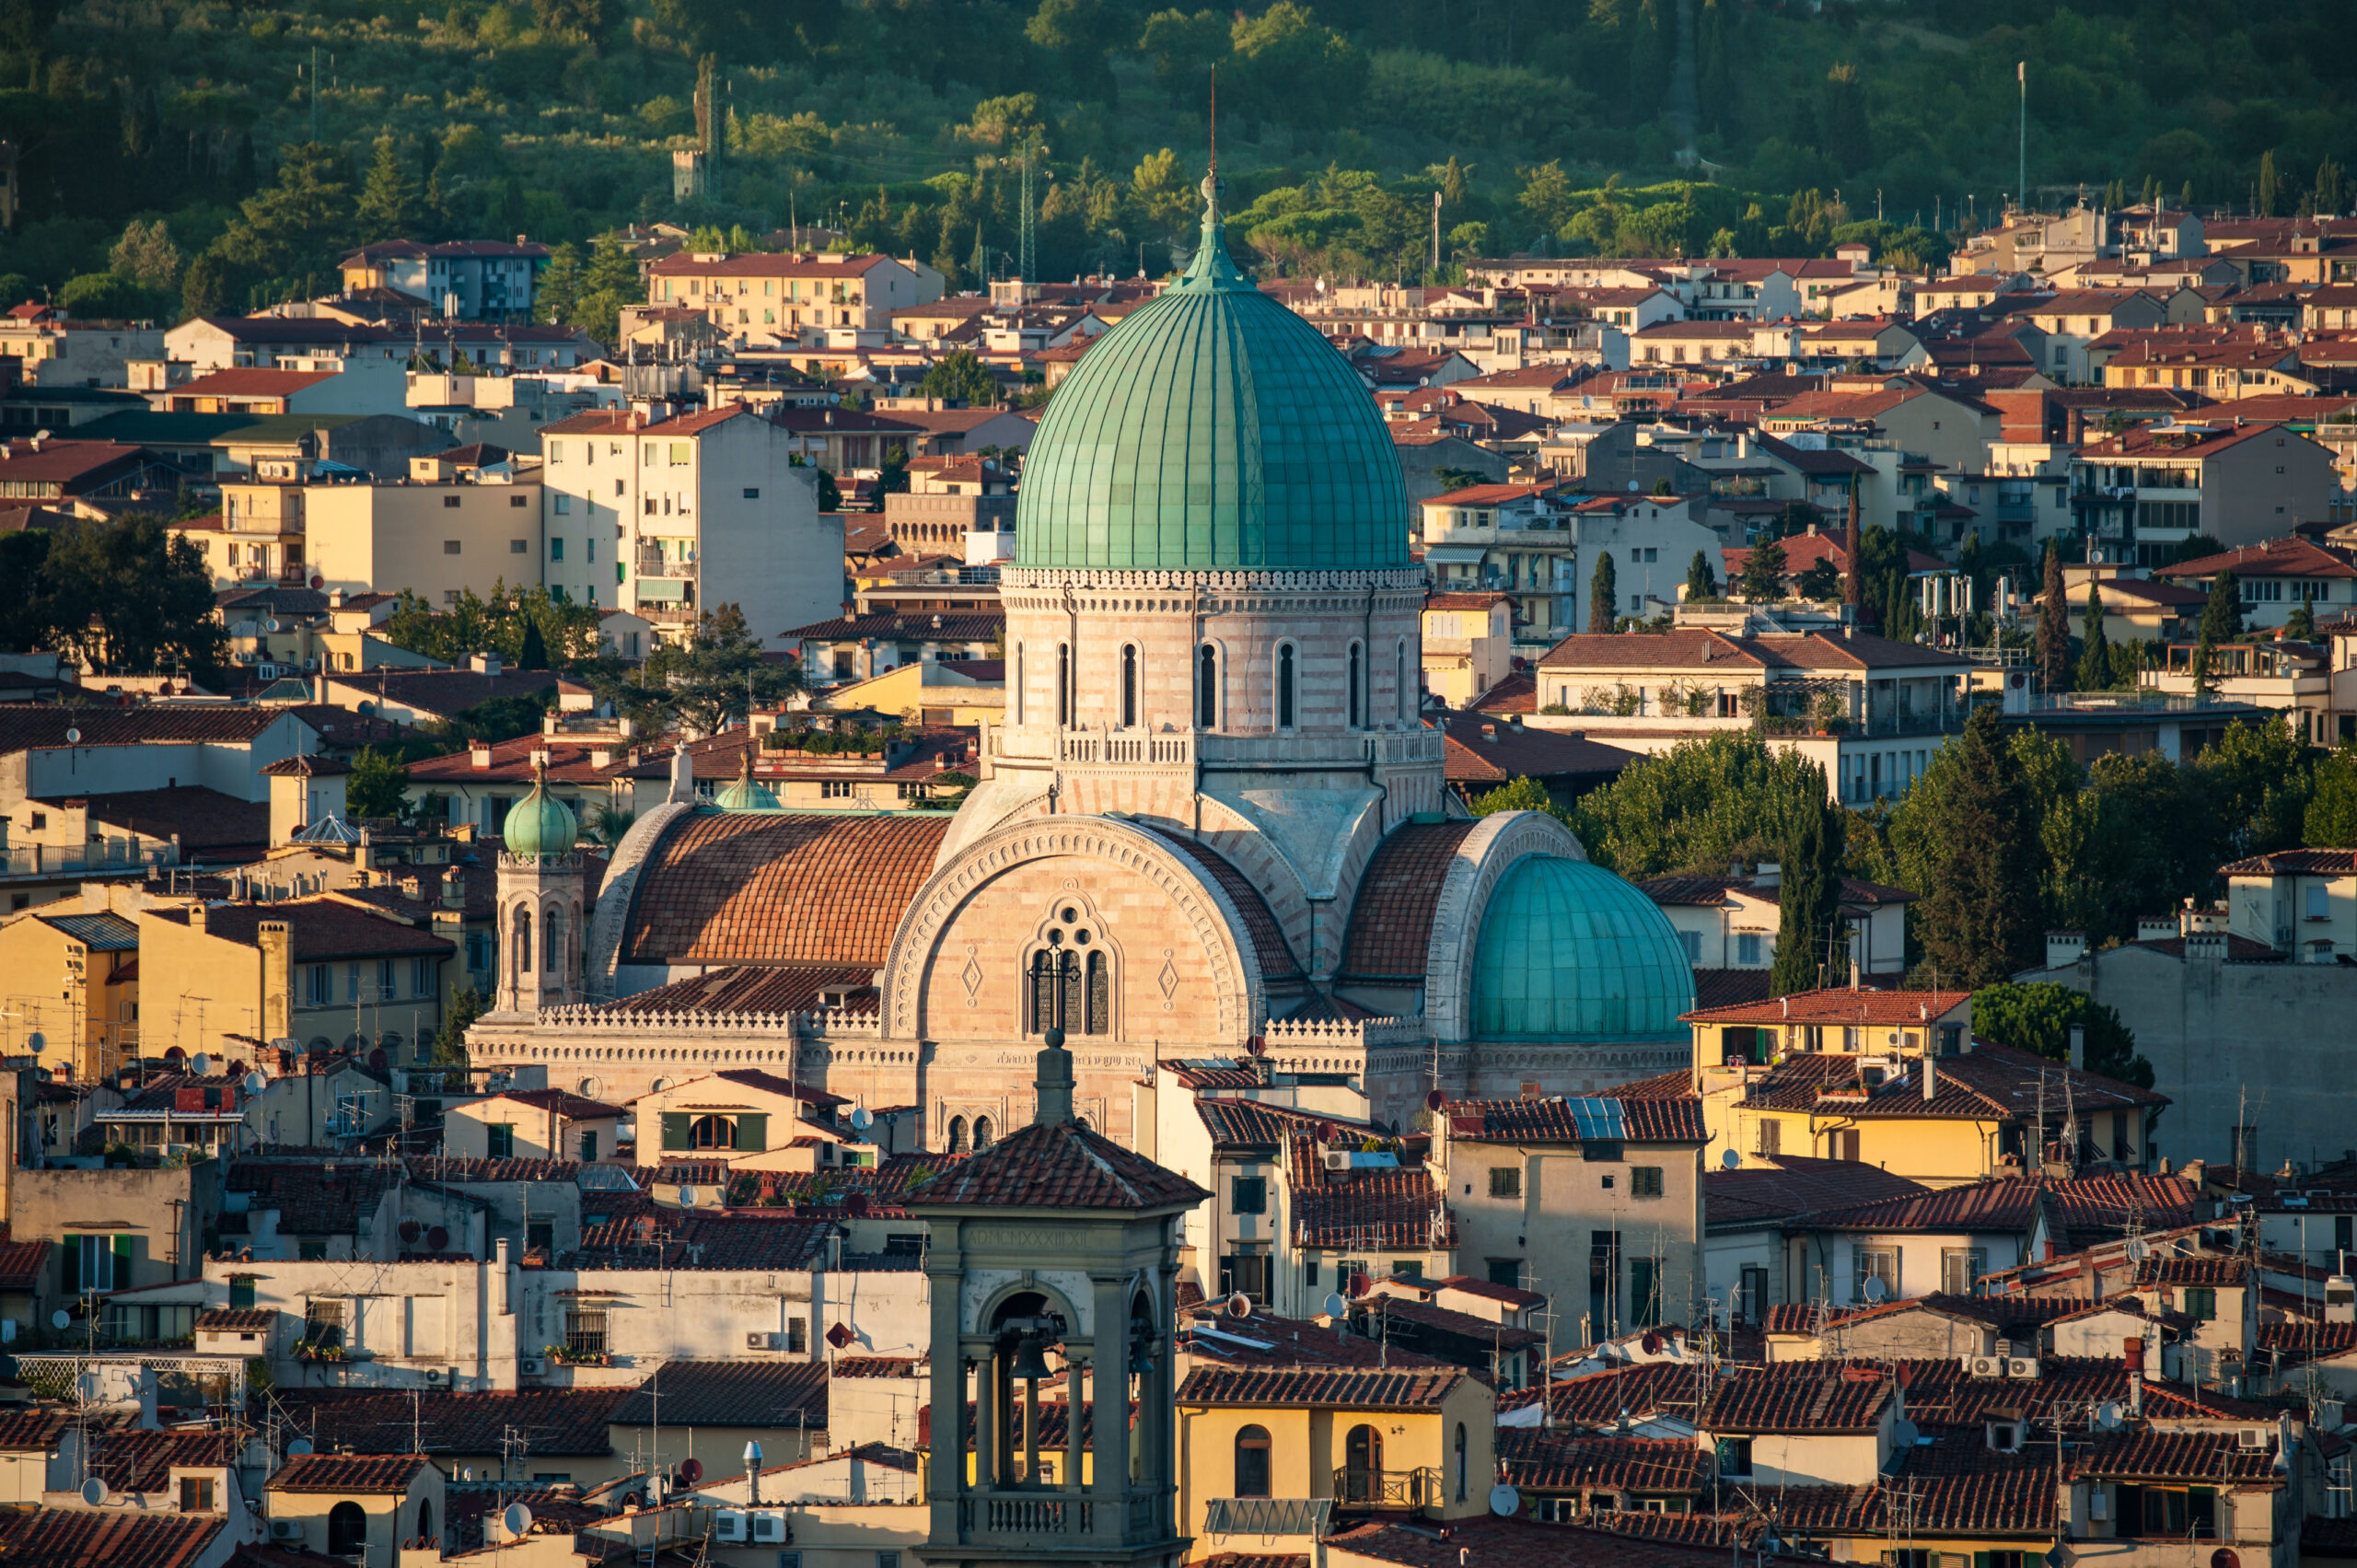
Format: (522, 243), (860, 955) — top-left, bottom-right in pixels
(0, 905), (139, 1082)
(1420, 591), (1513, 707)
(643, 251), (945, 340)
(228, 462), (546, 608)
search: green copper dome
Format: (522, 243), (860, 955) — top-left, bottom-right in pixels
(1015, 173), (1410, 572)
(1471, 856), (1695, 1041)
(502, 761), (579, 859)
(716, 750), (780, 810)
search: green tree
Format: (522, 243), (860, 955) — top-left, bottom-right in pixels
(1573, 733), (1835, 878)
(1907, 705), (2042, 986)
(2036, 540), (2069, 694)
(1468, 774), (1568, 823)
(354, 134), (423, 244)
(517, 617), (549, 670)
(639, 602), (802, 736)
(345, 746), (412, 819)
(57, 273), (154, 319)
(1771, 791), (1846, 996)
(919, 349), (997, 406)
(1794, 557), (1841, 601)
(532, 0), (612, 38)
(1227, 2), (1366, 133)
(2286, 589), (2318, 641)
(1685, 548), (1719, 601)
(430, 982), (486, 1073)
(1819, 62), (1872, 173)
(1970, 981), (2154, 1088)
(211, 142), (354, 296)
(537, 242), (583, 327)
(559, 236), (644, 343)
(1738, 538), (1787, 601)
(2198, 569), (2243, 643)
(2193, 716), (2313, 865)
(1588, 549), (1618, 633)
(2259, 148), (2281, 217)
(1027, 0), (1123, 100)
(108, 218), (180, 293)
(1131, 147), (1199, 235)
(2076, 578), (2111, 691)
(44, 517), (226, 677)
(2308, 747), (2357, 847)
(1137, 7), (1229, 87)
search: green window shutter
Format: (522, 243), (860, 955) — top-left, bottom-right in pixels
(112, 1236), (133, 1290)
(229, 1277), (255, 1310)
(737, 1113), (766, 1153)
(661, 1112), (690, 1151)
(61, 1237), (78, 1297)
(488, 1124), (514, 1159)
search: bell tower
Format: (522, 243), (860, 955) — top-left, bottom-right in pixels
(491, 753), (588, 1017)
(911, 1033), (1210, 1567)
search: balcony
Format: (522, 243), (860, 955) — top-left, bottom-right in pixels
(0, 841), (174, 881)
(1332, 1466), (1439, 1510)
(634, 548), (693, 578)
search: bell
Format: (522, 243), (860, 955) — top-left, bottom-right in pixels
(1127, 1337), (1155, 1376)
(1008, 1329), (1053, 1381)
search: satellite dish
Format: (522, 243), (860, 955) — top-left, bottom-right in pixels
(288, 1438), (314, 1457)
(64, 727), (80, 745)
(1323, 1293), (1349, 1318)
(1893, 1417), (1921, 1447)
(1424, 1088), (1446, 1112)
(1225, 1293), (1252, 1319)
(1642, 1331), (1662, 1354)
(399, 1219), (422, 1243)
(502, 1504), (533, 1538)
(846, 1193), (872, 1218)
(80, 1479), (105, 1506)
(368, 1049), (388, 1070)
(246, 1072), (268, 1094)
(679, 1458), (704, 1484)
(2126, 1237), (2150, 1261)
(1862, 1276), (1888, 1303)
(267, 620), (284, 633)
(49, 1310), (69, 1331)
(2047, 1548), (2070, 1568)
(1316, 1121), (1339, 1144)
(826, 1322), (854, 1350)
(425, 1225), (448, 1250)
(1722, 1148), (1742, 1169)
(1245, 1034), (1266, 1056)
(1489, 1483), (1521, 1518)
(192, 1053), (213, 1076)
(2096, 1400), (2123, 1431)
(679, 1185), (700, 1207)
(309, 575), (325, 590)
(849, 1106), (872, 1131)
(1347, 1271), (1372, 1299)
(23, 1033), (41, 1056)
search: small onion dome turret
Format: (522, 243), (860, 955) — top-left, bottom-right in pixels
(502, 752), (579, 859)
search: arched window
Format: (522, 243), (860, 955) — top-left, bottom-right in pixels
(1197, 643), (1218, 729)
(1086, 950), (1109, 1036)
(1027, 950), (1057, 1034)
(1347, 643), (1364, 728)
(1013, 644), (1025, 725)
(1342, 1423), (1383, 1502)
(1058, 949), (1084, 1032)
(689, 1114), (737, 1149)
(513, 907), (533, 977)
(1397, 639), (1410, 721)
(543, 904), (565, 975)
(972, 1115), (993, 1148)
(327, 1502), (368, 1558)
(1455, 1421), (1469, 1502)
(1120, 644), (1138, 727)
(946, 1115), (968, 1153)
(1056, 642), (1072, 727)
(417, 1498), (435, 1548)
(1276, 643), (1296, 729)
(1234, 1425), (1272, 1498)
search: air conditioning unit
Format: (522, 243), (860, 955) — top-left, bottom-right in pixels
(2006, 1356), (2039, 1379)
(2238, 1427), (2266, 1448)
(424, 1369), (447, 1385)
(1324, 1151), (1353, 1172)
(749, 1512), (787, 1544)
(518, 1356), (547, 1376)
(747, 1332), (781, 1350)
(269, 1520), (304, 1541)
(2089, 1493), (2109, 1522)
(1968, 1355), (2003, 1377)
(714, 1512), (749, 1544)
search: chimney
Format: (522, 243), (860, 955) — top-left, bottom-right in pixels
(190, 902), (208, 936)
(258, 920), (293, 1042)
(2068, 1026), (2085, 1070)
(1922, 1054), (1937, 1103)
(2045, 931), (2086, 969)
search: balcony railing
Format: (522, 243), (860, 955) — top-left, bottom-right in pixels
(0, 842), (174, 880)
(956, 1493), (1097, 1535)
(1333, 1466), (1438, 1509)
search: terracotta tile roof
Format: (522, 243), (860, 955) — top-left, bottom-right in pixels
(830, 1355), (923, 1378)
(607, 1359), (828, 1427)
(57, 786), (266, 856)
(0, 1409), (70, 1452)
(227, 1160), (400, 1235)
(566, 1213), (839, 1270)
(1495, 1430), (1706, 1493)
(1445, 1095), (1704, 1144)
(2072, 1430), (2279, 1481)
(1789, 1176), (2046, 1235)
(1426, 1274), (1547, 1309)
(270, 1452), (430, 1493)
(1706, 1157), (1929, 1230)
(89, 1430), (237, 1493)
(586, 962), (880, 1019)
(1323, 1515), (1814, 1568)
(0, 1511), (220, 1568)
(2260, 1321), (2357, 1362)
(2043, 1173), (2199, 1238)
(1177, 1365), (1464, 1411)
(2218, 846), (2357, 876)
(1291, 1153), (1453, 1251)
(1732, 1042), (2166, 1121)
(913, 1119), (1210, 1212)
(2158, 536), (2357, 581)
(1179, 1305), (1454, 1371)
(1528, 1362), (1702, 1426)
(1697, 1363), (1893, 1433)
(1773, 1468), (2057, 1536)
(1195, 1098), (1343, 1149)
(149, 898), (453, 959)
(1440, 714), (1642, 786)
(1683, 986), (1968, 1025)
(274, 1388), (630, 1457)
(1535, 629), (1762, 673)
(197, 1308), (275, 1331)
(780, 610), (1006, 642)
(1147, 830), (1303, 981)
(1337, 820), (1477, 980)
(1894, 1357), (2140, 1431)
(403, 1156), (583, 1184)
(2134, 1255), (2251, 1286)
(620, 811), (949, 968)
(1356, 1293), (1544, 1348)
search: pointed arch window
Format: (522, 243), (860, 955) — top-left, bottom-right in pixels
(543, 905), (565, 975)
(1056, 642), (1072, 727)
(1397, 639), (1411, 721)
(1198, 643), (1218, 729)
(1014, 643), (1025, 725)
(946, 1115), (968, 1153)
(1347, 644), (1364, 729)
(1086, 950), (1110, 1035)
(1120, 644), (1139, 728)
(1277, 643), (1296, 729)
(513, 907), (533, 977)
(1027, 919), (1111, 1037)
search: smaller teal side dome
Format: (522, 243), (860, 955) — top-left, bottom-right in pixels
(1472, 856), (1695, 1040)
(503, 766), (579, 859)
(716, 773), (780, 810)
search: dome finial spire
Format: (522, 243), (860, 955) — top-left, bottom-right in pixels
(1199, 64), (1225, 231)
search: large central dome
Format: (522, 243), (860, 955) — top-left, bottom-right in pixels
(1015, 175), (1411, 573)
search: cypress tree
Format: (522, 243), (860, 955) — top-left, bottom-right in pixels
(2199, 570), (2243, 643)
(1685, 548), (1719, 601)
(1589, 550), (1619, 633)
(1914, 706), (2042, 986)
(518, 616), (549, 670)
(1771, 796), (1846, 996)
(2076, 578), (2111, 691)
(2036, 540), (2070, 693)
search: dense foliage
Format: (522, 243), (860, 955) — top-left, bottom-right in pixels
(0, 517), (226, 677)
(6, 1), (2352, 312)
(1970, 981), (2154, 1089)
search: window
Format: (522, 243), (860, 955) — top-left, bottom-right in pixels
(553, 494), (571, 516)
(1489, 1167), (1521, 1199)
(2183, 1286), (2217, 1320)
(2119, 1485), (2217, 1539)
(180, 1476), (216, 1511)
(228, 1277), (256, 1310)
(306, 965), (332, 1006)
(563, 1308), (608, 1355)
(744, 487), (760, 499)
(1120, 644), (1138, 727)
(1630, 1257), (1662, 1323)
(1198, 643), (1218, 727)
(443, 495), (461, 509)
(877, 1555), (901, 1568)
(62, 1234), (127, 1294)
(688, 1114), (739, 1149)
(1220, 1249), (1270, 1304)
(1631, 1166), (1664, 1198)
(487, 1123), (515, 1159)
(303, 1298), (344, 1350)
(1752, 1118), (1781, 1156)
(1231, 1175), (1266, 1214)
(1737, 1265), (1768, 1325)
(414, 958), (435, 997)
(1347, 643), (1364, 727)
(1715, 1437), (1752, 1477)
(1736, 932), (1764, 964)
(586, 537), (596, 562)
(786, 1318), (809, 1353)
(1853, 1246), (1899, 1303)
(1276, 643), (1296, 728)
(1233, 1425), (1271, 1498)
(1680, 929), (1701, 963)
(1941, 1248), (1987, 1295)
(578, 1129), (598, 1162)
(1056, 642), (1072, 726)
(1487, 1259), (1522, 1288)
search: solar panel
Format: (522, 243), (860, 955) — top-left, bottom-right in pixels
(1565, 1097), (1625, 1141)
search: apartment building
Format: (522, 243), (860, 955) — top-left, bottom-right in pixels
(539, 404), (842, 648)
(336, 238), (551, 321)
(2072, 419), (2337, 559)
(642, 251), (945, 340)
(0, 303), (164, 389)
